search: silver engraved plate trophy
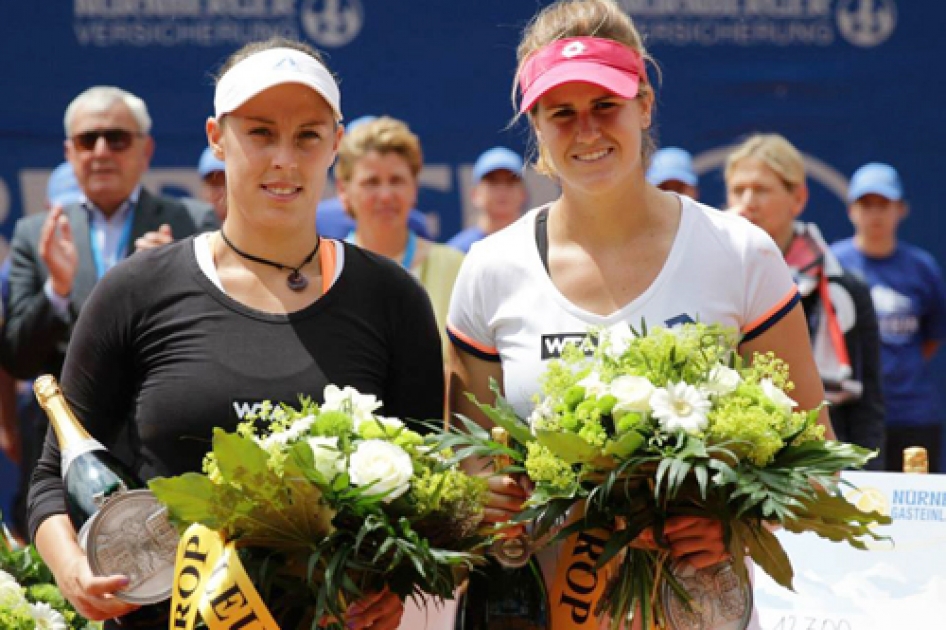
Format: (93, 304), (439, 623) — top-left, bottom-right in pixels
(662, 558), (753, 630)
(78, 488), (179, 605)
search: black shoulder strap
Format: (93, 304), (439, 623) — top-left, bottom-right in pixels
(535, 206), (551, 274)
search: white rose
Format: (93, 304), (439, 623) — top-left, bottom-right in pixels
(527, 397), (555, 428)
(703, 365), (742, 397)
(28, 601), (68, 630)
(761, 379), (798, 414)
(609, 375), (655, 415)
(577, 371), (609, 398)
(322, 385), (382, 425)
(0, 579), (26, 610)
(604, 325), (635, 360)
(0, 569), (17, 587)
(348, 439), (413, 503)
(307, 436), (346, 481)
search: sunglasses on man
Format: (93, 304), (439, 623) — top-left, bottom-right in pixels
(71, 128), (144, 152)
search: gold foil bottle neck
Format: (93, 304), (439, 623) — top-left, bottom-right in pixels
(33, 374), (63, 407)
(33, 374), (94, 449)
(903, 446), (929, 474)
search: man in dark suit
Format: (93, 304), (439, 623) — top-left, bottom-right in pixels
(0, 88), (216, 537)
(1, 86), (216, 380)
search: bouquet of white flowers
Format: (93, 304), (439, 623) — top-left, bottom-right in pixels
(438, 322), (891, 630)
(149, 385), (488, 629)
(1, 523), (101, 630)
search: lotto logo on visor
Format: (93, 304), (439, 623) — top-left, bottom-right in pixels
(214, 47), (343, 122)
(518, 37), (645, 113)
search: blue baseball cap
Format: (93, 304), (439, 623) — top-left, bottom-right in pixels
(198, 147), (225, 178)
(847, 162), (903, 202)
(345, 115), (377, 133)
(473, 147), (523, 183)
(647, 147), (697, 187)
(46, 162), (83, 207)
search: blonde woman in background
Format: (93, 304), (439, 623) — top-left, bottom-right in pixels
(335, 116), (464, 355)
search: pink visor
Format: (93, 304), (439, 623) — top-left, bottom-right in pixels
(518, 37), (645, 113)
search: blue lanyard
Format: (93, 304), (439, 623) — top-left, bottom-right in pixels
(90, 208), (136, 280)
(346, 230), (417, 269)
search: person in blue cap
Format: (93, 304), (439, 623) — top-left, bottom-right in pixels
(197, 145), (227, 221)
(316, 115), (431, 239)
(447, 146), (527, 253)
(646, 146), (699, 200)
(0, 161), (87, 541)
(832, 162), (946, 472)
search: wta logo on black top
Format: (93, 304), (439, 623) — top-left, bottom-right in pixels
(541, 333), (596, 359)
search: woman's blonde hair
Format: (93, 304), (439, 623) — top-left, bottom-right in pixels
(334, 116), (423, 184)
(725, 133), (806, 191)
(514, 0), (658, 177)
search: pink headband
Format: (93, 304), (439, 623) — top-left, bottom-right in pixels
(518, 37), (645, 113)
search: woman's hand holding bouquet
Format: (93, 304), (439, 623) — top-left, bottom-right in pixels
(150, 385), (488, 630)
(439, 322), (891, 629)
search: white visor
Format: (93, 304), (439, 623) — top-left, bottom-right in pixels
(214, 48), (342, 122)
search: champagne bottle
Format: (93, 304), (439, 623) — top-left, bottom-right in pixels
(455, 427), (550, 630)
(34, 375), (142, 530)
(903, 446), (929, 474)
(35, 375), (170, 629)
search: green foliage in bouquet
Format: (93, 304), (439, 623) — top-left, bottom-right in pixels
(149, 386), (488, 627)
(435, 322), (892, 629)
(1, 522), (101, 630)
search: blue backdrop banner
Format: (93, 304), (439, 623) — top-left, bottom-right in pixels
(1, 1), (945, 415)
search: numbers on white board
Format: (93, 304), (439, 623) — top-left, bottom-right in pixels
(773, 616), (853, 630)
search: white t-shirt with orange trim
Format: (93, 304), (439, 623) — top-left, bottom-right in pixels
(447, 195), (799, 419)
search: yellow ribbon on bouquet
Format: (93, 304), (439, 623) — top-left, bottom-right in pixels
(548, 505), (616, 630)
(169, 523), (279, 630)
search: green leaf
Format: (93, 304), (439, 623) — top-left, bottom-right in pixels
(737, 520), (795, 591)
(213, 428), (272, 487)
(466, 381), (535, 447)
(603, 430), (645, 458)
(534, 428), (601, 464)
(148, 473), (224, 528)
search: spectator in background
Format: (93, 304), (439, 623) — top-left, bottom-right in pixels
(832, 163), (946, 472)
(647, 146), (699, 200)
(317, 115), (431, 239)
(725, 134), (885, 468)
(0, 85), (217, 382)
(0, 162), (84, 540)
(0, 88), (218, 541)
(447, 146), (527, 253)
(198, 145), (227, 221)
(335, 116), (464, 355)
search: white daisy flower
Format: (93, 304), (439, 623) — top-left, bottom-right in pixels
(650, 382), (711, 435)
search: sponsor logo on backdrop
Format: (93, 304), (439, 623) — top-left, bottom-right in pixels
(619, 0), (897, 47)
(71, 0), (363, 48)
(300, 0), (363, 48)
(837, 0), (897, 47)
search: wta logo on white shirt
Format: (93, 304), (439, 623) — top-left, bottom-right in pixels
(540, 315), (694, 359)
(541, 333), (595, 359)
